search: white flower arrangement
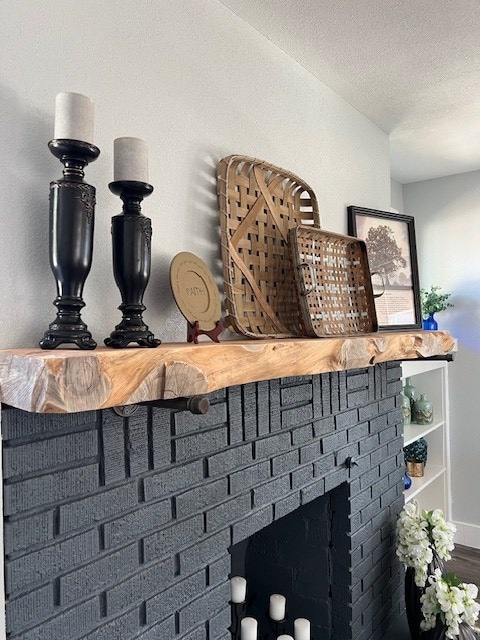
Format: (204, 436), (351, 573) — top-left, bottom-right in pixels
(420, 569), (480, 639)
(396, 501), (456, 587)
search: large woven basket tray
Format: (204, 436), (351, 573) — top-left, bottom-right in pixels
(289, 225), (378, 337)
(217, 155), (320, 338)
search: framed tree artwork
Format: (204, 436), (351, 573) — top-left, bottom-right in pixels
(347, 206), (422, 330)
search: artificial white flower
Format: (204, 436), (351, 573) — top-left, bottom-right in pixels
(420, 569), (480, 639)
(396, 502), (456, 587)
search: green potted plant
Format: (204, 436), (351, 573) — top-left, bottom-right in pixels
(403, 437), (428, 477)
(420, 285), (453, 330)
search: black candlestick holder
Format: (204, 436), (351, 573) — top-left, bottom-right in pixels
(265, 616), (287, 639)
(104, 180), (160, 348)
(230, 603), (291, 639)
(40, 139), (100, 350)
(229, 601), (247, 638)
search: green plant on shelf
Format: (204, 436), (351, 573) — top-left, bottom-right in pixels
(403, 437), (428, 463)
(420, 285), (453, 319)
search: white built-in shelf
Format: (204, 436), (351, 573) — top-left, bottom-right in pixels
(404, 464), (446, 502)
(404, 420), (445, 446)
(401, 359), (451, 519)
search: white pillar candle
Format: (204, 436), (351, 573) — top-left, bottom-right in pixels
(294, 618), (311, 640)
(230, 576), (247, 603)
(269, 593), (286, 621)
(54, 92), (94, 144)
(277, 636), (294, 640)
(241, 616), (257, 640)
(113, 137), (149, 183)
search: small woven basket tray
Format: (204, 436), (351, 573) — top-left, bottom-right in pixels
(217, 155), (320, 338)
(289, 225), (378, 337)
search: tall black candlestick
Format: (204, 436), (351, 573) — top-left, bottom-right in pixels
(40, 139), (99, 349)
(104, 180), (160, 348)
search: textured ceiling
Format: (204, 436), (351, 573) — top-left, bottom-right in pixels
(220, 0), (480, 184)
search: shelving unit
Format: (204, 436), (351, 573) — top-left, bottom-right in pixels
(401, 359), (451, 518)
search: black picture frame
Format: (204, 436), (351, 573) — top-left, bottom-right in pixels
(347, 205), (422, 330)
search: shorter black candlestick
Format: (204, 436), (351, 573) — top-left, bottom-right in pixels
(105, 180), (160, 348)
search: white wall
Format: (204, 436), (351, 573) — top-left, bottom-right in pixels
(0, 0), (390, 349)
(390, 178), (404, 213)
(403, 171), (480, 542)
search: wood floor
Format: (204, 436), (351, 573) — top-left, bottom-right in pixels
(449, 544), (480, 591)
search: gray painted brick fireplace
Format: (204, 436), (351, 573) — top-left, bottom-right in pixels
(2, 362), (405, 639)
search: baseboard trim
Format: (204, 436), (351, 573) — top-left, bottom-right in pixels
(454, 521), (480, 549)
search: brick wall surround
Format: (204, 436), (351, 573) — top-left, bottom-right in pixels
(2, 363), (405, 640)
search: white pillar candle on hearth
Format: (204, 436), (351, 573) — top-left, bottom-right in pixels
(54, 92), (94, 144)
(113, 137), (149, 183)
(294, 618), (311, 640)
(230, 576), (247, 603)
(269, 593), (286, 621)
(241, 616), (257, 640)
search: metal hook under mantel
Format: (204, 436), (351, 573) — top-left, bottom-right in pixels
(113, 395), (210, 417)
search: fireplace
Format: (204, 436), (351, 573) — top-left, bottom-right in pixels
(2, 362), (406, 640)
(229, 482), (350, 638)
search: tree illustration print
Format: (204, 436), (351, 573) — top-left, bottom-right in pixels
(364, 224), (407, 286)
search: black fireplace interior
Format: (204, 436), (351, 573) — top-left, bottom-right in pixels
(230, 482), (350, 639)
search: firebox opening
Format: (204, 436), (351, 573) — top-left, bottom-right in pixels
(229, 482), (350, 639)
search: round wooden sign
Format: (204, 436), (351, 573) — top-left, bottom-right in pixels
(170, 252), (222, 331)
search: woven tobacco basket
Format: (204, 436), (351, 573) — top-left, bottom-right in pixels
(289, 225), (379, 337)
(217, 155), (320, 338)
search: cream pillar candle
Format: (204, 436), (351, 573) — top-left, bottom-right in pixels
(54, 92), (94, 144)
(269, 594), (286, 621)
(294, 618), (311, 640)
(113, 137), (149, 183)
(230, 576), (247, 603)
(241, 616), (257, 640)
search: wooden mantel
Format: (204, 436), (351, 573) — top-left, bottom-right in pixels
(0, 331), (455, 414)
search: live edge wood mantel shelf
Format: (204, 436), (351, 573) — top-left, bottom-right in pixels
(0, 331), (455, 414)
